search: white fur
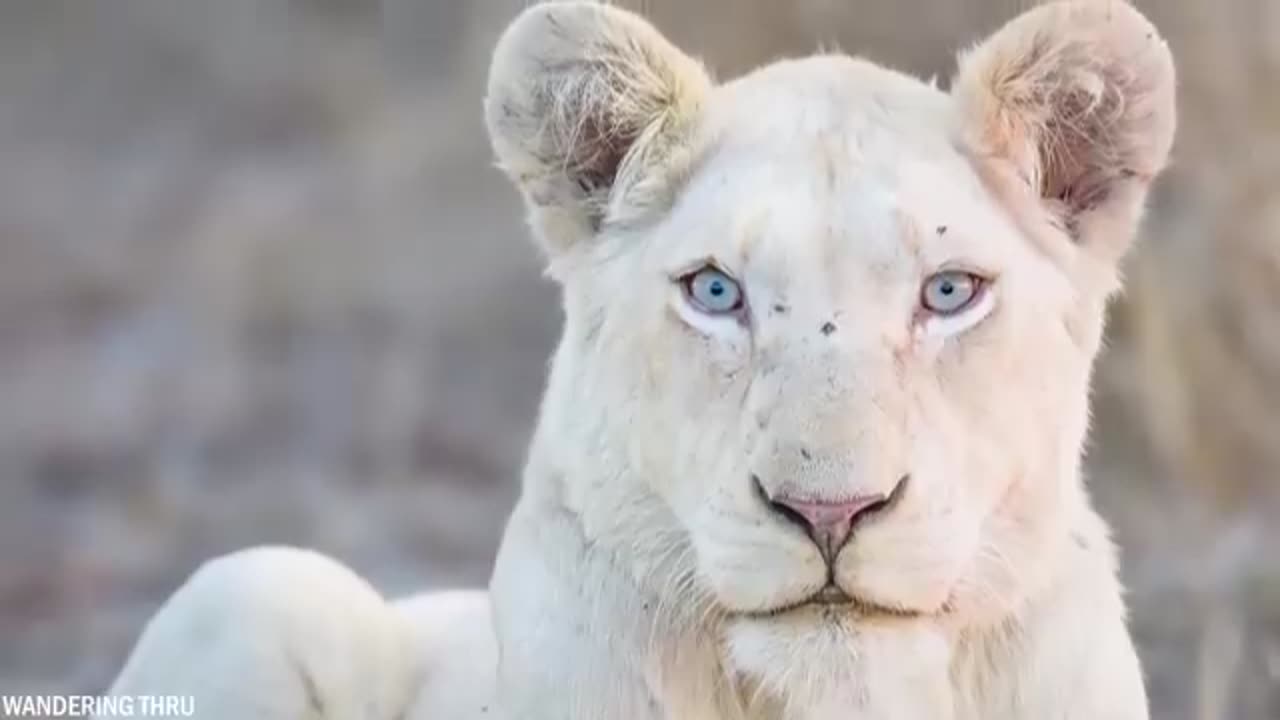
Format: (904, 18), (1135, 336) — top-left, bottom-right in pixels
(98, 2), (1174, 718)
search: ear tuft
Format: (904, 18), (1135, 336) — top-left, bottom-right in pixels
(484, 2), (711, 255)
(953, 0), (1176, 260)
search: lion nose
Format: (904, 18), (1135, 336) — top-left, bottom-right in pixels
(755, 476), (905, 563)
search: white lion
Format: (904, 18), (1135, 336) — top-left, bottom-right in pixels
(99, 1), (1176, 718)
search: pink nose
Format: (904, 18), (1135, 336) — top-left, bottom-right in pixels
(757, 477), (905, 563)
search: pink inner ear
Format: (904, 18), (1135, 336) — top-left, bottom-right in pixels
(1032, 69), (1136, 225)
(569, 109), (637, 196)
(951, 1), (1176, 249)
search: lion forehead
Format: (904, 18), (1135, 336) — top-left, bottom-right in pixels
(645, 61), (1020, 283)
(655, 140), (1018, 331)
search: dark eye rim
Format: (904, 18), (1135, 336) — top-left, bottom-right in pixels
(920, 270), (990, 316)
(678, 264), (746, 316)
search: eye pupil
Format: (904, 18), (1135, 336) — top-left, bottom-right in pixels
(683, 266), (743, 315)
(922, 271), (983, 316)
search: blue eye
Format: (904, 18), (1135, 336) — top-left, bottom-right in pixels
(685, 266), (744, 314)
(921, 271), (982, 315)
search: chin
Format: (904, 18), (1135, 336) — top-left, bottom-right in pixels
(724, 610), (861, 702)
(722, 591), (931, 681)
(724, 607), (952, 715)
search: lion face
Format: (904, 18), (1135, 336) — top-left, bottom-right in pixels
(486, 0), (1173, 630)
(554, 58), (1097, 622)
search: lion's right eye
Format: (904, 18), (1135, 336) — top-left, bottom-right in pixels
(683, 266), (744, 315)
(921, 271), (983, 316)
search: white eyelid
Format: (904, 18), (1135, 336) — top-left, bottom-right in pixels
(920, 283), (996, 339)
(671, 295), (751, 359)
(674, 293), (746, 333)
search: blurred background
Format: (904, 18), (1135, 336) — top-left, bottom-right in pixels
(0, 0), (1276, 717)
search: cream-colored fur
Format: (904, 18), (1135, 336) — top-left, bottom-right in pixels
(98, 2), (1175, 718)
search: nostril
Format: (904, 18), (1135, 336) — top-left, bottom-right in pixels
(753, 474), (808, 528)
(885, 473), (910, 508)
(753, 474), (814, 530)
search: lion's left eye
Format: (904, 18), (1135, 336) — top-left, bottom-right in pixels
(684, 266), (744, 315)
(921, 271), (983, 315)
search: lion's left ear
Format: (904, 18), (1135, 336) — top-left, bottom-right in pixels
(952, 0), (1176, 266)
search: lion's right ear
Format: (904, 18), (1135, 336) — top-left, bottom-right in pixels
(484, 2), (711, 257)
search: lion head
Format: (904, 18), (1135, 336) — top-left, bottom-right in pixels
(484, 0), (1173, 680)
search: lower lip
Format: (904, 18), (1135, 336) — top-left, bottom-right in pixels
(812, 586), (854, 606)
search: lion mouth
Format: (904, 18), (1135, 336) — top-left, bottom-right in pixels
(741, 583), (922, 620)
(812, 584), (854, 606)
